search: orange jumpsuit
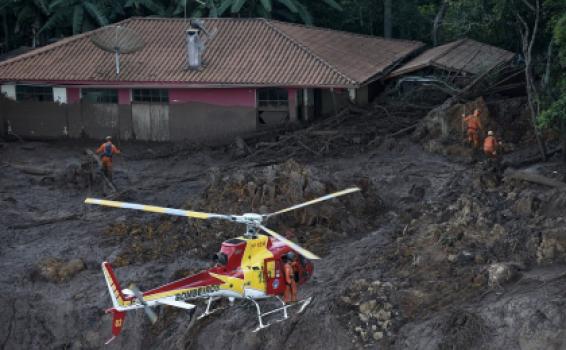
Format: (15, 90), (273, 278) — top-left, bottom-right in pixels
(96, 142), (120, 180)
(463, 114), (482, 149)
(483, 135), (498, 158)
(283, 262), (297, 303)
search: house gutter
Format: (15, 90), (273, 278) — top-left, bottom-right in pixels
(0, 80), (359, 90)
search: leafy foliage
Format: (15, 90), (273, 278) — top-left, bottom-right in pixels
(539, 12), (566, 129)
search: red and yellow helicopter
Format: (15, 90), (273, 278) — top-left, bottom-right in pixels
(85, 187), (360, 344)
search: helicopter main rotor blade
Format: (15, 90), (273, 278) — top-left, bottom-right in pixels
(259, 225), (320, 260)
(84, 198), (231, 220)
(265, 187), (361, 219)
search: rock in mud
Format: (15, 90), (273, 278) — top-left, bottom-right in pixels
(513, 193), (540, 216)
(536, 229), (566, 264)
(37, 257), (85, 282)
(341, 279), (398, 345)
(488, 263), (518, 288)
(414, 97), (491, 144)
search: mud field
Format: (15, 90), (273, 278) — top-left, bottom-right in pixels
(1, 106), (566, 349)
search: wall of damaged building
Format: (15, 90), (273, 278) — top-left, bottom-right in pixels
(169, 101), (256, 142)
(169, 88), (256, 142)
(170, 88), (255, 107)
(319, 88), (351, 117)
(0, 88), (257, 143)
(79, 103), (120, 140)
(0, 98), (68, 139)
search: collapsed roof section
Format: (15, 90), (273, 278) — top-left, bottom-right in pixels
(389, 38), (515, 78)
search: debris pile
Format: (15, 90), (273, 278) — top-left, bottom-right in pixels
(436, 310), (487, 350)
(105, 159), (383, 265)
(188, 159), (383, 256)
(243, 103), (424, 162)
(105, 220), (185, 267)
(35, 257), (85, 283)
(340, 278), (399, 345)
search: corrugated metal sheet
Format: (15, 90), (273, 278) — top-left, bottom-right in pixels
(0, 17), (423, 88)
(389, 39), (515, 77)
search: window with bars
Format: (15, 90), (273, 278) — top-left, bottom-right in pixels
(132, 89), (169, 103)
(16, 85), (53, 102)
(81, 89), (118, 104)
(257, 88), (288, 108)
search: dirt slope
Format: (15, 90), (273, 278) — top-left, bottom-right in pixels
(0, 130), (565, 350)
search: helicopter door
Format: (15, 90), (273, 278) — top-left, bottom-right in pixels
(264, 258), (285, 295)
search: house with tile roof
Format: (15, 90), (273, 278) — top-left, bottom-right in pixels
(0, 17), (423, 142)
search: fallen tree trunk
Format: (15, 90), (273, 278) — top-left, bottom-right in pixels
(390, 124), (417, 138)
(504, 168), (566, 190)
(5, 163), (54, 176)
(503, 147), (562, 168)
(9, 213), (80, 229)
(85, 149), (117, 193)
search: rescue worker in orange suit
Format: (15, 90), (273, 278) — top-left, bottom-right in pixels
(484, 130), (504, 175)
(96, 136), (120, 181)
(462, 109), (483, 149)
(283, 252), (298, 304)
(483, 130), (500, 159)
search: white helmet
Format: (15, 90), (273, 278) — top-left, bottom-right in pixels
(487, 130), (494, 136)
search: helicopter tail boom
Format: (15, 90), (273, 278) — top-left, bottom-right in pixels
(101, 262), (129, 308)
(102, 262), (132, 344)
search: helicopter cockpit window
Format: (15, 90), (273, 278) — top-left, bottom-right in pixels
(213, 252), (228, 266)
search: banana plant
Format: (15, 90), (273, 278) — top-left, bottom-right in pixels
(39, 0), (111, 34)
(195, 0), (342, 25)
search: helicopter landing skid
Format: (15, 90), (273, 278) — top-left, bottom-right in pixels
(197, 297), (224, 320)
(250, 296), (313, 332)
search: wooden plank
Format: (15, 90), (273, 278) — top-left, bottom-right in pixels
(85, 149), (117, 192)
(150, 104), (170, 141)
(132, 103), (151, 140)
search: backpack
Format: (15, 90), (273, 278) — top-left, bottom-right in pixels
(103, 143), (113, 158)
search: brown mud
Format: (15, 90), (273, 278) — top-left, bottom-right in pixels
(1, 103), (565, 349)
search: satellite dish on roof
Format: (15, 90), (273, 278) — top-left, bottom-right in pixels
(90, 25), (145, 77)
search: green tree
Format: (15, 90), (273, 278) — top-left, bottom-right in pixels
(40, 0), (115, 35)
(124, 0), (185, 17)
(194, 0), (342, 25)
(539, 11), (566, 161)
(0, 0), (50, 48)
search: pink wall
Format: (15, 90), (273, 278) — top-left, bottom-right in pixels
(118, 89), (130, 105)
(288, 88), (298, 121)
(67, 88), (80, 104)
(169, 88), (256, 107)
(288, 88), (297, 106)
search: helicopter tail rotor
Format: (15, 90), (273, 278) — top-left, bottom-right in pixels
(129, 284), (158, 324)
